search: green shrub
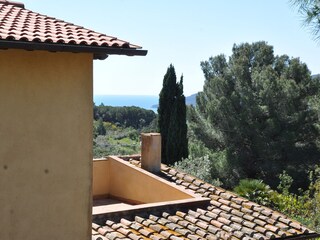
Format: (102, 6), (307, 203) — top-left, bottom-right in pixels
(277, 170), (293, 195)
(174, 155), (222, 187)
(175, 137), (240, 187)
(232, 170), (320, 232)
(270, 192), (309, 217)
(234, 179), (272, 206)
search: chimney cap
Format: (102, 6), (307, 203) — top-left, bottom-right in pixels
(141, 133), (160, 137)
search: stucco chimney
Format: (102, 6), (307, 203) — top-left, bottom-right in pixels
(141, 133), (161, 173)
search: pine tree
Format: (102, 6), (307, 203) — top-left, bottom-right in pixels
(158, 65), (188, 164)
(291, 0), (320, 41)
(190, 42), (320, 188)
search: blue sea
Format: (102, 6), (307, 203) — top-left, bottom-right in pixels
(94, 95), (159, 111)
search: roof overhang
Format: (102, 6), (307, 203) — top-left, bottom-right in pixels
(0, 40), (148, 60)
(281, 233), (320, 240)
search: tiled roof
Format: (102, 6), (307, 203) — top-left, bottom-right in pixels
(0, 1), (147, 58)
(92, 157), (319, 240)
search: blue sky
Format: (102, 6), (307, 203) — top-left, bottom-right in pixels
(23, 1), (320, 96)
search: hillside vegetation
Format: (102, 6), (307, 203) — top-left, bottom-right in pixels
(93, 42), (320, 231)
(93, 103), (157, 157)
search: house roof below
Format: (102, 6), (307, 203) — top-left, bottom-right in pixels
(0, 1), (147, 59)
(92, 156), (320, 240)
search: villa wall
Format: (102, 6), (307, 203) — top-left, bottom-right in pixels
(109, 157), (192, 203)
(93, 159), (110, 198)
(93, 157), (193, 204)
(0, 49), (93, 240)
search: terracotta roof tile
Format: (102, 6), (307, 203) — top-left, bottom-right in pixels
(93, 157), (320, 239)
(0, 1), (146, 58)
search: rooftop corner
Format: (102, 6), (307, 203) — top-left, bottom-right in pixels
(0, 1), (147, 59)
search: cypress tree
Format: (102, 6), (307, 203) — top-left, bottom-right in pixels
(158, 65), (188, 165)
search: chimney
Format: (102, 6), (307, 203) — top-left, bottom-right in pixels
(141, 133), (161, 173)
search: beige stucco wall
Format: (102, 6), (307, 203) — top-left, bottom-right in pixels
(93, 159), (110, 198)
(106, 157), (192, 203)
(0, 49), (93, 240)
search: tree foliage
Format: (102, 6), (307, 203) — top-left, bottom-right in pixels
(291, 0), (320, 41)
(93, 103), (156, 129)
(158, 65), (188, 165)
(190, 41), (320, 188)
(96, 118), (106, 136)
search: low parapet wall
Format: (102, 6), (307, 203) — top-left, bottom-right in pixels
(93, 156), (195, 203)
(92, 156), (210, 224)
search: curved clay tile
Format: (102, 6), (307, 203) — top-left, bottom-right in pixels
(90, 41), (98, 46)
(67, 40), (76, 45)
(44, 38), (53, 43)
(0, 1), (143, 50)
(79, 40), (88, 45)
(100, 42), (109, 47)
(32, 37), (41, 42)
(6, 35), (15, 40)
(19, 36), (27, 41)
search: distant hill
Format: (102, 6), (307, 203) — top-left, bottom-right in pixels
(186, 93), (197, 105)
(151, 93), (198, 109)
(312, 74), (320, 79)
(151, 74), (320, 109)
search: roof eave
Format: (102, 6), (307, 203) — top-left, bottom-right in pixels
(279, 233), (320, 240)
(0, 40), (148, 60)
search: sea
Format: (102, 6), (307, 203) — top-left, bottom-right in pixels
(94, 95), (159, 111)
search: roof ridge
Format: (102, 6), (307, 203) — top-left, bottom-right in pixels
(0, 0), (24, 8)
